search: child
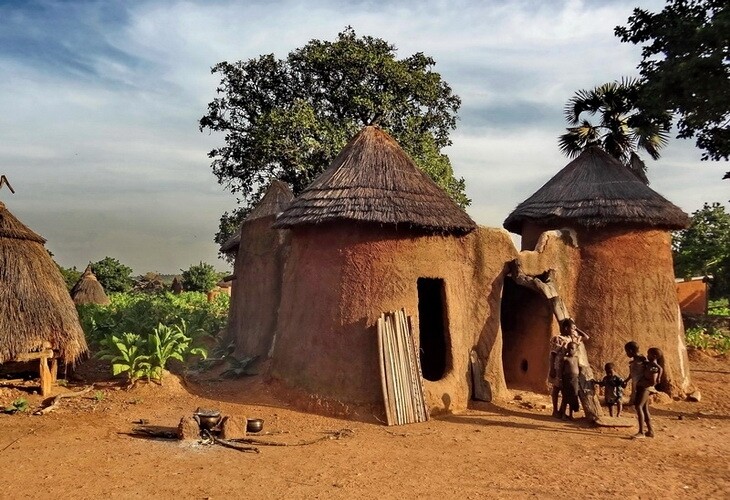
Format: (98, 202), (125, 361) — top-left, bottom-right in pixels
(559, 342), (580, 420)
(624, 341), (662, 438)
(647, 347), (667, 392)
(597, 362), (625, 417)
(549, 318), (587, 418)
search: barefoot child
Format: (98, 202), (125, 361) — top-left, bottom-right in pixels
(549, 319), (588, 418)
(624, 341), (662, 438)
(597, 362), (625, 417)
(559, 342), (580, 420)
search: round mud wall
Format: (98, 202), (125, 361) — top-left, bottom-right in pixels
(575, 228), (691, 395)
(270, 223), (515, 413)
(226, 215), (290, 360)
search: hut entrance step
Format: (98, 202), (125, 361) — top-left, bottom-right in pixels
(377, 309), (429, 426)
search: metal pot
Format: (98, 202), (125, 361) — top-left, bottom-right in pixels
(194, 409), (221, 430)
(246, 418), (264, 433)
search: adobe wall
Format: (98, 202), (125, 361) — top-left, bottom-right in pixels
(270, 223), (517, 414)
(502, 226), (581, 391)
(676, 280), (708, 315)
(227, 215), (290, 361)
(576, 228), (692, 395)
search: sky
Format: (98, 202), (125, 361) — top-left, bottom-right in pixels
(0, 0), (727, 274)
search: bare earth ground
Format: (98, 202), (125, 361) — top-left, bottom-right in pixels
(1, 351), (728, 500)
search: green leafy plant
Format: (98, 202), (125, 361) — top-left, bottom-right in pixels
(686, 325), (730, 353)
(97, 332), (152, 384)
(3, 398), (29, 414)
(93, 391), (105, 402)
(148, 321), (207, 381)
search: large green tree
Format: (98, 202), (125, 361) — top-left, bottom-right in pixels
(181, 262), (223, 293)
(673, 202), (730, 298)
(615, 0), (729, 169)
(91, 257), (134, 293)
(558, 78), (671, 182)
(200, 27), (467, 246)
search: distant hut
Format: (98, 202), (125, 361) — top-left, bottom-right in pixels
(170, 276), (183, 294)
(502, 146), (692, 394)
(0, 199), (88, 393)
(71, 264), (110, 305)
(269, 126), (515, 413)
(225, 180), (294, 360)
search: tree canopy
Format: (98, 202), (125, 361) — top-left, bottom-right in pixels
(91, 257), (134, 293)
(181, 262), (223, 293)
(200, 27), (467, 247)
(558, 78), (670, 182)
(673, 202), (730, 298)
(615, 0), (729, 167)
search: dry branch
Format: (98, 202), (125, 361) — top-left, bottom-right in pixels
(33, 385), (94, 415)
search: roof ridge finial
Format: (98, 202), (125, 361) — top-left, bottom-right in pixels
(0, 175), (15, 194)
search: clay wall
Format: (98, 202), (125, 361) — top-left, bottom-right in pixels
(226, 215), (290, 360)
(676, 280), (708, 315)
(270, 223), (517, 413)
(576, 228), (691, 395)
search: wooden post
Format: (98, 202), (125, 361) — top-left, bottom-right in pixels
(39, 355), (53, 397)
(49, 358), (58, 384)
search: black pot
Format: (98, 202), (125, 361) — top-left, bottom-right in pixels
(246, 418), (264, 433)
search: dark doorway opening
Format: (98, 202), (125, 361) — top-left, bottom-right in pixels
(417, 278), (449, 381)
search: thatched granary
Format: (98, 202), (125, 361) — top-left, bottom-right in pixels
(71, 264), (110, 305)
(268, 126), (514, 414)
(224, 180), (294, 360)
(502, 146), (692, 395)
(0, 200), (88, 366)
(170, 276), (183, 294)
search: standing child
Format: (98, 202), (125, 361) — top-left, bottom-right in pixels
(624, 341), (662, 438)
(559, 342), (580, 420)
(597, 363), (625, 417)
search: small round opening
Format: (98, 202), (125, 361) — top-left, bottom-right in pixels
(520, 359), (529, 373)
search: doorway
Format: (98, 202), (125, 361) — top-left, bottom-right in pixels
(417, 278), (450, 381)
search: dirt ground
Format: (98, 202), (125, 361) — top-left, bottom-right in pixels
(1, 350), (728, 499)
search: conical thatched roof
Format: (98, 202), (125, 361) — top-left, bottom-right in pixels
(273, 126), (476, 234)
(220, 180), (295, 254)
(71, 264), (110, 305)
(0, 201), (88, 364)
(503, 146), (690, 234)
(171, 276), (183, 294)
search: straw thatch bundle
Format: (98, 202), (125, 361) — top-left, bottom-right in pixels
(0, 201), (88, 364)
(220, 180), (295, 254)
(71, 264), (110, 305)
(273, 126), (476, 234)
(503, 146), (690, 234)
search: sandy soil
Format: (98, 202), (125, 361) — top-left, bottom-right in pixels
(1, 351), (728, 500)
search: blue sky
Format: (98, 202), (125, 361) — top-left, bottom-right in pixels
(0, 0), (727, 273)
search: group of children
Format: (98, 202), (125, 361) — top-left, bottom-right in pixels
(550, 319), (664, 439)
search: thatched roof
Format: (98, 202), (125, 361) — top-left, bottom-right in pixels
(171, 276), (183, 294)
(71, 264), (110, 306)
(220, 180), (295, 254)
(0, 201), (88, 364)
(273, 126), (476, 234)
(503, 146), (690, 234)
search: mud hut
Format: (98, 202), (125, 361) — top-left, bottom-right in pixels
(502, 146), (692, 395)
(170, 276), (183, 294)
(71, 264), (110, 305)
(0, 200), (88, 393)
(225, 180), (294, 360)
(269, 126), (515, 415)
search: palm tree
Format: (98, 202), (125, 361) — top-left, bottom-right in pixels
(558, 78), (671, 183)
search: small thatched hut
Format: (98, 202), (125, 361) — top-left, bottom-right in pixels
(0, 200), (88, 371)
(502, 146), (692, 395)
(268, 126), (515, 414)
(170, 276), (183, 294)
(71, 264), (110, 305)
(225, 180), (294, 360)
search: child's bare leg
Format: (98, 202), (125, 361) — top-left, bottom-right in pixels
(643, 405), (654, 437)
(608, 404), (614, 417)
(633, 389), (649, 438)
(616, 401), (622, 418)
(551, 386), (561, 417)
